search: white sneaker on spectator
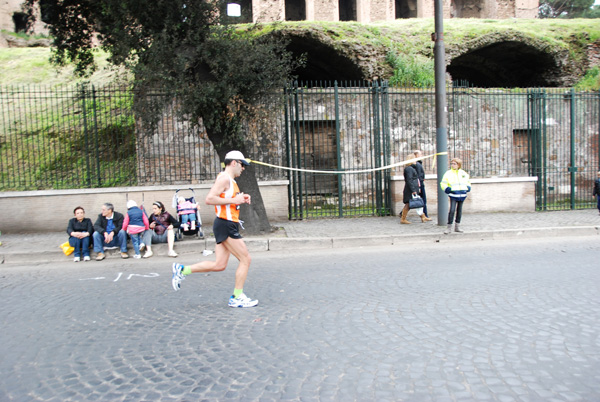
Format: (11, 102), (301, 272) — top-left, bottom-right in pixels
(73, 256), (80, 262)
(143, 250), (153, 258)
(83, 256), (90, 261)
(139, 243), (146, 252)
(168, 250), (178, 257)
(133, 254), (141, 259)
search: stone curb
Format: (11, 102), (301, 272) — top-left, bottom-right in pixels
(1, 226), (598, 265)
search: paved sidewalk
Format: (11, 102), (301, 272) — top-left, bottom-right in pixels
(1, 210), (599, 264)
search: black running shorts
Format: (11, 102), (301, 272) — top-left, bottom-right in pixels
(212, 217), (243, 244)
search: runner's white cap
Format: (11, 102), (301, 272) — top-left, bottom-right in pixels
(225, 150), (250, 166)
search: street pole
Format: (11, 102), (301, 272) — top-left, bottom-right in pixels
(433, 0), (449, 226)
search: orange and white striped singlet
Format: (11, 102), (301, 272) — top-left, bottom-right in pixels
(214, 172), (241, 222)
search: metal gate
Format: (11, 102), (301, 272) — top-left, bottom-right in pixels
(527, 89), (600, 211)
(284, 81), (391, 219)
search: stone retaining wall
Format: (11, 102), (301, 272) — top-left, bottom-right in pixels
(0, 177), (537, 233)
(390, 176), (537, 216)
(0, 181), (289, 234)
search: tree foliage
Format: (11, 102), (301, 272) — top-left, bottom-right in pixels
(25, 0), (303, 232)
(539, 0), (596, 18)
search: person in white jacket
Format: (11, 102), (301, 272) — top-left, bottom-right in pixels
(440, 158), (471, 234)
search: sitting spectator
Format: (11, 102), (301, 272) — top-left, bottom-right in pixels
(93, 202), (129, 260)
(177, 196), (198, 231)
(123, 200), (149, 259)
(141, 201), (180, 258)
(67, 206), (93, 262)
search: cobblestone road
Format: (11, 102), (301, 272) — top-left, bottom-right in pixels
(1, 236), (599, 401)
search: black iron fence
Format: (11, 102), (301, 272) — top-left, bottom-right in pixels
(1, 83), (599, 213)
(447, 86), (600, 210)
(0, 84), (137, 190)
(284, 81), (391, 219)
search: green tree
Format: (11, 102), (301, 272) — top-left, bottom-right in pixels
(581, 5), (600, 17)
(539, 0), (596, 18)
(25, 0), (302, 233)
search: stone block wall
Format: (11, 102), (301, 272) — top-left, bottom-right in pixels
(0, 176), (538, 233)
(136, 87), (598, 212)
(0, 181), (289, 234)
(135, 95), (288, 185)
(390, 176), (538, 216)
(0, 0), (48, 35)
(230, 0), (537, 23)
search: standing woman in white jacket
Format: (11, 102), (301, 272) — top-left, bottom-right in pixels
(440, 158), (471, 234)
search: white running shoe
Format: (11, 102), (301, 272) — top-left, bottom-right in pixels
(73, 256), (80, 262)
(171, 263), (184, 291)
(133, 254), (141, 259)
(139, 243), (145, 252)
(143, 250), (153, 258)
(83, 256), (90, 262)
(168, 250), (178, 257)
(228, 293), (259, 308)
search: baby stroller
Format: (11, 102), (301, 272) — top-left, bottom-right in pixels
(172, 188), (204, 240)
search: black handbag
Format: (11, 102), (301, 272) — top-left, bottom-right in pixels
(409, 196), (424, 209)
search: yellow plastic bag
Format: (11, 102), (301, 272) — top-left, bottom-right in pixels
(60, 241), (74, 256)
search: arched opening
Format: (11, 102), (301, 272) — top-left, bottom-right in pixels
(447, 41), (560, 87)
(284, 34), (363, 83)
(285, 0), (306, 21)
(451, 0), (483, 18)
(339, 0), (357, 21)
(13, 12), (29, 33)
(396, 0), (418, 18)
(39, 0), (54, 24)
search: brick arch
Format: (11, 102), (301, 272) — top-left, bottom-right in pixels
(283, 32), (365, 82)
(447, 36), (566, 88)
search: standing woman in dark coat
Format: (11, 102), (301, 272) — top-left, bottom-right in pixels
(593, 171), (600, 215)
(413, 150), (431, 220)
(67, 206), (93, 262)
(400, 159), (430, 224)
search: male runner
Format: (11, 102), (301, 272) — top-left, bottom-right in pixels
(171, 150), (258, 308)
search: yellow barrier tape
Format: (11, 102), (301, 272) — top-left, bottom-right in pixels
(248, 152), (448, 175)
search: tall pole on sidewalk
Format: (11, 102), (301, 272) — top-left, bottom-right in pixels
(433, 0), (449, 226)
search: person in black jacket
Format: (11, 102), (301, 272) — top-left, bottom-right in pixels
(93, 202), (129, 260)
(413, 150), (431, 220)
(593, 171), (600, 215)
(67, 206), (93, 262)
(400, 155), (431, 224)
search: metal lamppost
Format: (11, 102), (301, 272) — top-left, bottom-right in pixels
(433, 0), (449, 225)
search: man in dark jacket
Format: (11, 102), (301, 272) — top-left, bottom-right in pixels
(93, 202), (129, 260)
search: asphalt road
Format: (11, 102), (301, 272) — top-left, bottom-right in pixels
(1, 236), (599, 401)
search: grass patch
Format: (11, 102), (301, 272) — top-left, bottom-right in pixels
(0, 83), (137, 191)
(574, 67), (600, 90)
(386, 52), (434, 88)
(0, 47), (129, 86)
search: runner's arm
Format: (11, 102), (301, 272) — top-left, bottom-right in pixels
(205, 174), (247, 206)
